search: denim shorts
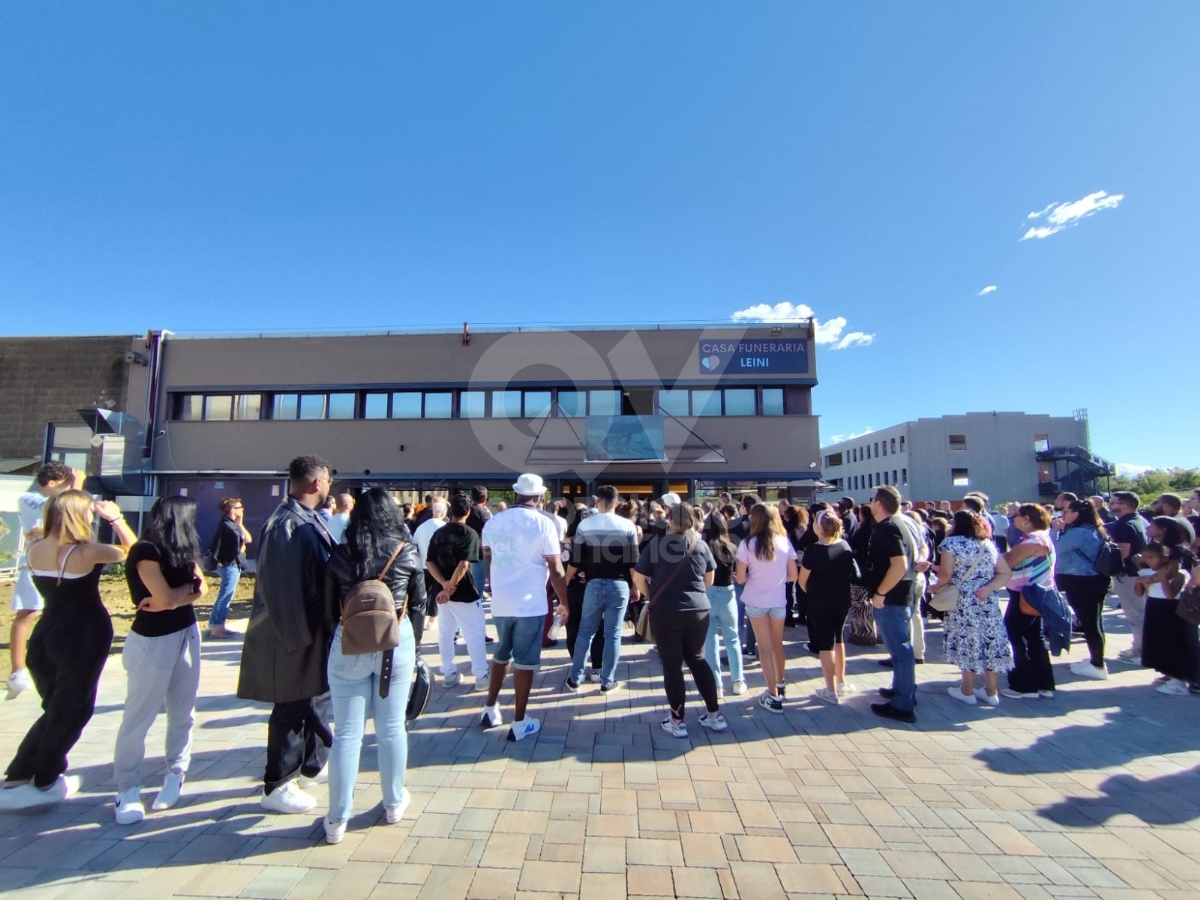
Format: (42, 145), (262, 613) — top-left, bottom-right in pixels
(744, 603), (786, 621)
(492, 615), (544, 670)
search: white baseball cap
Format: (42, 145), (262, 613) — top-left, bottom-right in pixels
(512, 473), (547, 496)
(660, 492), (682, 507)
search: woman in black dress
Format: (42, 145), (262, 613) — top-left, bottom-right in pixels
(798, 510), (859, 704)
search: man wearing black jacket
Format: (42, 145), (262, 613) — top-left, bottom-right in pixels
(237, 455), (337, 815)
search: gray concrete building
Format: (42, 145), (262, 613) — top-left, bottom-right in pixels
(821, 411), (1111, 506)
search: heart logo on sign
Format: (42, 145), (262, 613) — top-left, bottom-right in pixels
(701, 355), (720, 371)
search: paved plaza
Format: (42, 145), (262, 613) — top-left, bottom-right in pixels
(1, 607), (1199, 900)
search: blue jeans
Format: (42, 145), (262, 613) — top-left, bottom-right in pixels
(208, 564), (240, 627)
(327, 621), (416, 823)
(470, 560), (487, 597)
(875, 604), (916, 712)
(569, 579), (630, 686)
(735, 582), (756, 653)
(704, 585), (743, 684)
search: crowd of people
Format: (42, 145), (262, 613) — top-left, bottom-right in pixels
(3, 458), (1198, 844)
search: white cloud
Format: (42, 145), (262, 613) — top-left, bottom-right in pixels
(978, 285), (998, 296)
(1115, 463), (1155, 478)
(827, 426), (874, 445)
(1020, 190), (1124, 240)
(730, 302), (875, 351)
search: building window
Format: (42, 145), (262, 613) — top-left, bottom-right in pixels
(868, 474), (873, 488)
(883, 471), (889, 485)
(882, 442), (887, 457)
(424, 392), (453, 419)
(298, 394), (326, 420)
(723, 389), (756, 417)
(949, 434), (967, 451)
(364, 393), (389, 419)
(893, 470), (898, 485)
(524, 391), (552, 418)
(175, 394), (203, 421)
(1034, 433), (1049, 452)
(327, 393), (356, 420)
(493, 391), (523, 418)
(272, 393), (299, 420)
(692, 389), (722, 417)
(890, 438), (896, 454)
(557, 390), (584, 417)
(899, 435), (905, 451)
(951, 467), (970, 486)
(589, 390), (621, 417)
(762, 388), (784, 416)
(233, 394), (261, 421)
(826, 452), (843, 467)
(460, 391), (487, 419)
(390, 392), (421, 419)
(865, 445), (870, 460)
(902, 468), (908, 484)
(204, 395), (233, 420)
(657, 389), (689, 417)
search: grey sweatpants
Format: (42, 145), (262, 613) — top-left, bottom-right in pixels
(1111, 575), (1145, 655)
(113, 624), (202, 792)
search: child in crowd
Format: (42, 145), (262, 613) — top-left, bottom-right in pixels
(1137, 542), (1195, 696)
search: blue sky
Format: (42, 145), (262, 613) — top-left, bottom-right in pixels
(2, 4), (1197, 469)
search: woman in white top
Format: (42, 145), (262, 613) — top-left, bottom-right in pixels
(735, 503), (798, 715)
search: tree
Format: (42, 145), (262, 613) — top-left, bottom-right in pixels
(1107, 468), (1200, 505)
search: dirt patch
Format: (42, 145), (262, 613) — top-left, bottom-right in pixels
(0, 572), (256, 680)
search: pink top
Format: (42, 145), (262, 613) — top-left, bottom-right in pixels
(736, 535), (797, 608)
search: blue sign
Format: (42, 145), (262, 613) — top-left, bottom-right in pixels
(697, 339), (809, 375)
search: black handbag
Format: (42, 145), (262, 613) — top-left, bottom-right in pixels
(1177, 590), (1200, 627)
(406, 655), (431, 721)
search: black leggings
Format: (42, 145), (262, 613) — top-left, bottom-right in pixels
(1005, 590), (1055, 693)
(1057, 574), (1110, 668)
(650, 608), (719, 718)
(6, 612), (112, 788)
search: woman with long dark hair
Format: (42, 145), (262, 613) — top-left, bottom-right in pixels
(736, 504), (798, 714)
(1054, 499), (1113, 679)
(323, 488), (424, 844)
(633, 503), (727, 738)
(1, 491), (136, 812)
(207, 497), (252, 639)
(847, 504), (879, 646)
(112, 496), (207, 824)
(781, 505), (809, 627)
(1002, 504), (1057, 699)
(702, 512), (745, 697)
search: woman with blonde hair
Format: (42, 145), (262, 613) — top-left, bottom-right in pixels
(798, 509), (860, 704)
(735, 503), (798, 714)
(1, 490), (136, 811)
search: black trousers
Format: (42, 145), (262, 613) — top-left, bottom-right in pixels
(565, 581), (603, 668)
(1005, 591), (1055, 693)
(5, 612), (113, 788)
(785, 581), (807, 626)
(264, 693), (333, 793)
(1057, 574), (1110, 668)
(650, 608), (719, 717)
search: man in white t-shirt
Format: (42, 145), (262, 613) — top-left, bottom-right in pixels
(324, 492), (354, 544)
(479, 474), (568, 742)
(8, 462), (83, 700)
(413, 499), (449, 628)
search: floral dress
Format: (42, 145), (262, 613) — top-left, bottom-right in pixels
(940, 536), (1013, 675)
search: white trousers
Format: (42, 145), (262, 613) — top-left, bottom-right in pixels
(437, 599), (489, 679)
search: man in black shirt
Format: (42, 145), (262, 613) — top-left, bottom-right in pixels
(1108, 491), (1149, 662)
(465, 485), (493, 597)
(865, 486), (919, 724)
(426, 494), (488, 689)
(838, 497), (859, 541)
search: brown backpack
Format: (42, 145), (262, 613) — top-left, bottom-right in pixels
(340, 541), (407, 656)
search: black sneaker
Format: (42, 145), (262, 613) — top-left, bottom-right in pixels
(758, 693), (784, 714)
(564, 676), (581, 692)
(870, 702), (916, 724)
(877, 688), (918, 706)
(600, 681), (620, 693)
(878, 659), (894, 668)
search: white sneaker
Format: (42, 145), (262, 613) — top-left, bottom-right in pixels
(152, 773), (184, 811)
(584, 666), (595, 683)
(114, 787), (145, 825)
(443, 671), (462, 688)
(1156, 678), (1190, 696)
(973, 688), (1000, 707)
(1038, 690), (1055, 699)
(1000, 689), (1039, 699)
(731, 680), (747, 696)
(473, 674), (489, 692)
(324, 817), (347, 845)
(661, 717), (688, 739)
(480, 705), (503, 729)
(507, 717), (541, 742)
(947, 686), (977, 705)
(0, 775), (78, 811)
(385, 787), (412, 824)
(5, 668), (34, 701)
(814, 687), (840, 705)
(260, 781), (317, 814)
(836, 682), (857, 696)
(698, 713), (728, 732)
(302, 764), (329, 786)
(1070, 661), (1109, 680)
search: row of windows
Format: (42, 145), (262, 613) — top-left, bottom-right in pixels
(172, 386), (793, 422)
(846, 469), (909, 491)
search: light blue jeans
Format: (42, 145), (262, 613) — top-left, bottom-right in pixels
(327, 620), (416, 823)
(470, 560), (487, 597)
(208, 564), (240, 627)
(704, 584), (743, 684)
(568, 579), (630, 687)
